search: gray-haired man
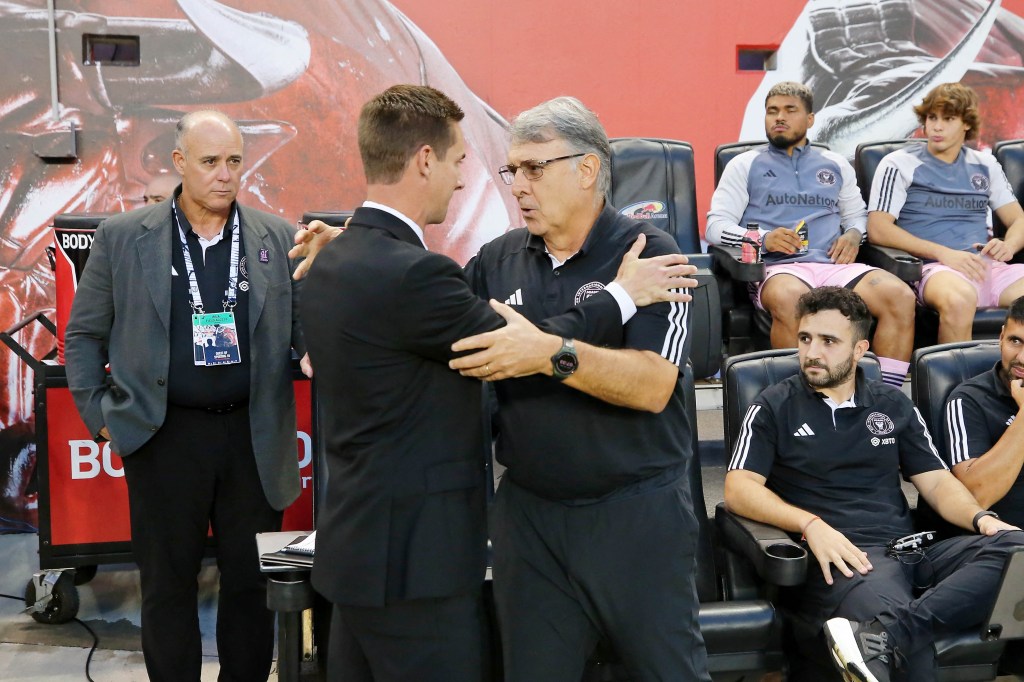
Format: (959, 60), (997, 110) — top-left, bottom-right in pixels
(449, 96), (711, 681)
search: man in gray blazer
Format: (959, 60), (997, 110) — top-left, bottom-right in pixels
(65, 110), (306, 682)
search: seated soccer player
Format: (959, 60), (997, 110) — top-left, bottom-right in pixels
(868, 82), (1024, 342)
(708, 80), (915, 388)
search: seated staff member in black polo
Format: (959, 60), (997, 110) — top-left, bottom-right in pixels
(725, 286), (1022, 682)
(945, 296), (1024, 524)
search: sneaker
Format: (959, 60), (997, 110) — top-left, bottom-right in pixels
(824, 617), (893, 682)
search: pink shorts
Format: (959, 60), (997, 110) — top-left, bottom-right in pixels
(917, 260), (1024, 307)
(753, 262), (878, 310)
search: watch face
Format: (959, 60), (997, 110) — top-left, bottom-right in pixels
(554, 352), (578, 375)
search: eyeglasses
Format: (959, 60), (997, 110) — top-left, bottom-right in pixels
(498, 153), (586, 185)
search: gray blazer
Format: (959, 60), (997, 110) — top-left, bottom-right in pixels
(64, 195), (305, 510)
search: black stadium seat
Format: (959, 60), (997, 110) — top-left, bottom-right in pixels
(910, 340), (1002, 542)
(855, 140), (1005, 345)
(993, 139), (1024, 264)
(585, 364), (787, 681)
(609, 137), (721, 378)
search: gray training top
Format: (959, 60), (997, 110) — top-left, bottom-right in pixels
(869, 143), (1017, 256)
(706, 142), (867, 265)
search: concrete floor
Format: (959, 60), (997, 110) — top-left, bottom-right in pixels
(0, 532), (246, 681)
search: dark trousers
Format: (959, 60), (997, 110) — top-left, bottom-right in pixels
(799, 531), (1024, 681)
(327, 590), (486, 682)
(491, 476), (710, 682)
(121, 404), (283, 682)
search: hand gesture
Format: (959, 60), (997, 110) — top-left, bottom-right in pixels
(977, 238), (1016, 263)
(803, 518), (873, 585)
(828, 230), (861, 264)
(289, 219), (346, 280)
(937, 247), (988, 283)
(614, 234), (698, 306)
(763, 227), (800, 254)
(1011, 378), (1024, 410)
(449, 301), (559, 380)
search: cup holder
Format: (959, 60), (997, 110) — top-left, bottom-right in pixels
(765, 542), (806, 561)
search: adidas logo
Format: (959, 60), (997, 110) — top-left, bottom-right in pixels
(794, 423), (815, 437)
(504, 288), (523, 306)
(763, 169), (777, 178)
(1009, 415), (1016, 427)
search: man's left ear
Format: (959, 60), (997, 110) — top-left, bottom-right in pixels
(854, 338), (871, 360)
(578, 153), (599, 190)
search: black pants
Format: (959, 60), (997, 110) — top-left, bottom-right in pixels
(327, 590), (486, 682)
(121, 404), (282, 682)
(491, 476), (710, 682)
(799, 531), (1024, 681)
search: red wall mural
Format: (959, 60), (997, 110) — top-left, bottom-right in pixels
(3, 0), (1024, 526)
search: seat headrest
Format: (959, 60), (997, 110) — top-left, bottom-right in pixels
(854, 139), (925, 204)
(911, 341), (1001, 435)
(301, 211), (354, 228)
(993, 140), (1024, 238)
(722, 349), (881, 451)
(609, 138), (699, 253)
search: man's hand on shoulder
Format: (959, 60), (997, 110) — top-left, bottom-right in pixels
(803, 518), (873, 585)
(763, 227), (800, 254)
(938, 246), (988, 283)
(828, 230), (861, 264)
(613, 233), (698, 306)
(289, 219), (346, 280)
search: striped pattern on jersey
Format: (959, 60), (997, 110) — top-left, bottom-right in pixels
(728, 404), (761, 471)
(660, 297), (690, 367)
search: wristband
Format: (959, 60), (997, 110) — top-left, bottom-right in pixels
(972, 510), (999, 533)
(800, 515), (821, 540)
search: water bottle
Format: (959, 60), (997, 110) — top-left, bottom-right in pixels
(741, 223), (761, 264)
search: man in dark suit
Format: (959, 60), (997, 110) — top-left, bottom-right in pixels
(299, 85), (696, 682)
(65, 110), (307, 682)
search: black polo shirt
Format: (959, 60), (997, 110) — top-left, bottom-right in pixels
(167, 201), (251, 408)
(944, 362), (1024, 524)
(465, 203), (692, 502)
(728, 369), (947, 546)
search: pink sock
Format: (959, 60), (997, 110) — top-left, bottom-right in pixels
(878, 357), (910, 388)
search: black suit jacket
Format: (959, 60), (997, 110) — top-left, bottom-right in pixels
(302, 207), (621, 607)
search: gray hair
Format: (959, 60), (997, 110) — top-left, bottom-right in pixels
(765, 81), (814, 113)
(509, 96), (611, 196)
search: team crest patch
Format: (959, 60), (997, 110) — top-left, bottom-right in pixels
(619, 200), (668, 220)
(970, 173), (990, 191)
(866, 412), (895, 436)
(574, 282), (606, 305)
(816, 169), (837, 186)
